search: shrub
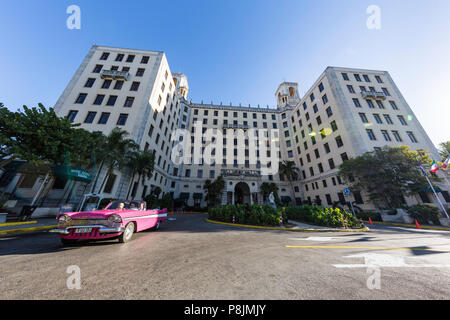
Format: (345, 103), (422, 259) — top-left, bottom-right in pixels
(356, 211), (382, 222)
(210, 205), (362, 229)
(286, 205), (361, 229)
(208, 204), (285, 226)
(407, 204), (441, 225)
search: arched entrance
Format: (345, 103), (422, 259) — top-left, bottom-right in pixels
(235, 182), (250, 205)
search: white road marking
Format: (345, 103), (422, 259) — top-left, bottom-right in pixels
(333, 253), (450, 268)
(289, 237), (335, 242)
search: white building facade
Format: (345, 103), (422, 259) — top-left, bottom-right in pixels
(4, 45), (448, 211)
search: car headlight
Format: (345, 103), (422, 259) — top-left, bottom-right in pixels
(58, 214), (71, 223)
(108, 214), (122, 223)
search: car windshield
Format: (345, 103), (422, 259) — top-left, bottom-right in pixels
(107, 201), (143, 210)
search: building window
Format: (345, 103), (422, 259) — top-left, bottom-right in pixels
(359, 113), (368, 123)
(324, 143), (331, 154)
(347, 85), (355, 94)
(84, 111), (97, 124)
(330, 120), (338, 132)
(407, 131), (418, 143)
(85, 78), (95, 88)
(342, 73), (349, 81)
(335, 136), (343, 148)
(111, 81), (123, 90)
(116, 114), (128, 126)
(106, 95), (117, 106)
(375, 75), (383, 83)
(382, 88), (391, 96)
(328, 158), (335, 170)
(130, 82), (140, 91)
(124, 97), (135, 108)
(376, 100), (385, 109)
(366, 129), (376, 140)
(322, 94), (328, 105)
(126, 55), (135, 63)
(392, 131), (402, 142)
(389, 101), (399, 110)
(383, 114), (393, 124)
(354, 74), (362, 82)
(103, 174), (117, 194)
(354, 191), (364, 204)
(373, 114), (383, 124)
(115, 53), (124, 61)
(398, 115), (407, 126)
(93, 94), (105, 105)
(67, 110), (78, 122)
(363, 75), (371, 82)
(75, 93), (87, 104)
(353, 98), (361, 108)
(93, 64), (103, 73)
(136, 68), (145, 77)
(98, 112), (110, 124)
(341, 152), (349, 162)
(141, 56), (149, 64)
(367, 100), (375, 109)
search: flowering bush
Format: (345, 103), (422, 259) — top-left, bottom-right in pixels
(209, 204), (362, 228)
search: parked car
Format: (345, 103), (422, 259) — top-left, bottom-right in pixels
(50, 200), (167, 245)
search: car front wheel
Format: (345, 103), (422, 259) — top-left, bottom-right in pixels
(119, 223), (135, 243)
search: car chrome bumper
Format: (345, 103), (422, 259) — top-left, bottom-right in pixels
(49, 225), (125, 235)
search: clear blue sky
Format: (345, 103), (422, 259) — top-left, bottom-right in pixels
(1, 0), (449, 147)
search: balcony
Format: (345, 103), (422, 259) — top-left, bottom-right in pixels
(100, 70), (130, 81)
(221, 169), (261, 177)
(361, 91), (386, 100)
(222, 123), (250, 130)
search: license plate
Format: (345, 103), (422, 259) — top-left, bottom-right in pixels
(75, 227), (92, 234)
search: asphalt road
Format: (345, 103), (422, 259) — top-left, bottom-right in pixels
(1, 214), (450, 300)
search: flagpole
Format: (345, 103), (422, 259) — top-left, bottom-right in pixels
(418, 159), (449, 219)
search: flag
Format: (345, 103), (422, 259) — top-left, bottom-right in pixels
(417, 161), (428, 176)
(442, 156), (450, 170)
(430, 160), (439, 173)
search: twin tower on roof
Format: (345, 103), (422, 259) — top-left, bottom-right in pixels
(275, 82), (300, 110)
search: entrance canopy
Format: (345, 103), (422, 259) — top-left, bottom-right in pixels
(52, 165), (92, 183)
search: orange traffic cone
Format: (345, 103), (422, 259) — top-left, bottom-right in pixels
(415, 219), (422, 229)
(369, 217), (373, 225)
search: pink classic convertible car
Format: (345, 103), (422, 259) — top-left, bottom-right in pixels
(50, 200), (167, 245)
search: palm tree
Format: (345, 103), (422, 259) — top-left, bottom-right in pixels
(97, 128), (138, 194)
(125, 149), (155, 200)
(260, 182), (279, 204)
(203, 175), (225, 207)
(278, 160), (300, 206)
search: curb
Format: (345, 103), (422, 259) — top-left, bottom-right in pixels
(365, 220), (450, 231)
(0, 225), (57, 236)
(205, 218), (370, 232)
(0, 221), (38, 227)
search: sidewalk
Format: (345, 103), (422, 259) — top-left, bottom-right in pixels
(0, 217), (57, 236)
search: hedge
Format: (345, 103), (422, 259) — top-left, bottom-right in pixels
(209, 204), (362, 229)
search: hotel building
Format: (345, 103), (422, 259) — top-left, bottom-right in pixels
(2, 45), (449, 211)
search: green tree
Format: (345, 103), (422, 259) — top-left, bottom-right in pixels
(203, 175), (225, 207)
(278, 160), (300, 205)
(339, 146), (435, 208)
(125, 149), (155, 200)
(260, 182), (280, 204)
(438, 141), (450, 159)
(97, 128), (139, 194)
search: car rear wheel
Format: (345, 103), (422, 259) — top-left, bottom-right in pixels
(119, 223), (135, 243)
(152, 221), (160, 231)
(61, 238), (77, 246)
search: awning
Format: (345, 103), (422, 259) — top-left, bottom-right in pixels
(52, 165), (92, 183)
(420, 185), (442, 193)
(193, 193), (203, 200)
(179, 193), (190, 200)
